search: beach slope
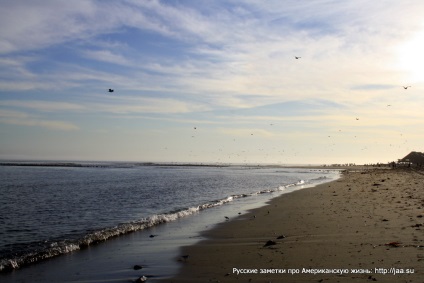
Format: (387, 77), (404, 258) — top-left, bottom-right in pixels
(163, 168), (424, 282)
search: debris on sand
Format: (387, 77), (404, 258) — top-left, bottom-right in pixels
(263, 240), (277, 247)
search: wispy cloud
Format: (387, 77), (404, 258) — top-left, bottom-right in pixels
(0, 100), (85, 112)
(91, 97), (211, 114)
(0, 97), (209, 115)
(2, 0), (423, 101)
(81, 49), (133, 66)
(218, 128), (277, 138)
(0, 109), (79, 131)
(2, 0), (424, 163)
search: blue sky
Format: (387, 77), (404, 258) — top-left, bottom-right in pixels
(1, 0), (424, 164)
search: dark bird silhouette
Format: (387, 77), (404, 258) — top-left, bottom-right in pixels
(225, 216), (229, 220)
(295, 56), (301, 59)
(108, 89), (114, 92)
(403, 86), (411, 89)
(149, 234), (158, 238)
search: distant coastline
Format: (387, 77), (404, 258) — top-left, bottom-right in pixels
(0, 161), (229, 168)
(0, 160), (386, 170)
(0, 161), (368, 169)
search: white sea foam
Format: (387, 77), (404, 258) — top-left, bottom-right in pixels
(0, 166), (340, 272)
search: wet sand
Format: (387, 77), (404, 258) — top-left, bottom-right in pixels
(163, 167), (424, 282)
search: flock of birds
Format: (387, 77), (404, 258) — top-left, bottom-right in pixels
(106, 57), (412, 96)
(106, 55), (413, 162)
(189, 56), (412, 160)
(113, 55), (415, 273)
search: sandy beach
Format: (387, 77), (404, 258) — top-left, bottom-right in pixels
(163, 167), (424, 282)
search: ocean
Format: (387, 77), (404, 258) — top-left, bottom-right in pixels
(0, 162), (340, 282)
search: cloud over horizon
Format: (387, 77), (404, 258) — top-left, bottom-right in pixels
(1, 0), (424, 163)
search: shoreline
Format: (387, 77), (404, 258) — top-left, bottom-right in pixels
(0, 166), (339, 282)
(162, 167), (424, 282)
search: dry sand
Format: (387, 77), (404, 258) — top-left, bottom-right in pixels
(162, 167), (424, 282)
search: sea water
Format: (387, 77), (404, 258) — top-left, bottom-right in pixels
(0, 162), (340, 282)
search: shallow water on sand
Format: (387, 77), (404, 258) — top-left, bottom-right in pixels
(0, 162), (340, 282)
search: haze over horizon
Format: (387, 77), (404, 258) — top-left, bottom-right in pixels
(1, 1), (424, 165)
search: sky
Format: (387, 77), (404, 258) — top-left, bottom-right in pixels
(1, 0), (424, 165)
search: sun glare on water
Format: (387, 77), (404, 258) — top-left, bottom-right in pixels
(394, 30), (424, 83)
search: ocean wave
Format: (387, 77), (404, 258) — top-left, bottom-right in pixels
(0, 179), (309, 272)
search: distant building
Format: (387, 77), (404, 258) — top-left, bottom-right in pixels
(398, 151), (424, 167)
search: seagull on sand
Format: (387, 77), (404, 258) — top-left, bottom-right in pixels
(108, 88), (114, 92)
(403, 86), (411, 89)
(295, 56), (301, 59)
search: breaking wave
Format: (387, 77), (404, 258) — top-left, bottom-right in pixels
(0, 179), (308, 272)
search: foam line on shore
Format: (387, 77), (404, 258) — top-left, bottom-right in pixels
(164, 168), (424, 282)
(1, 176), (324, 272)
